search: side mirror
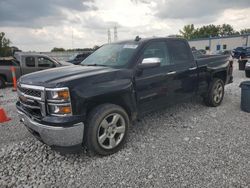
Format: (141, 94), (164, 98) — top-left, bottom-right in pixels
(137, 57), (161, 69)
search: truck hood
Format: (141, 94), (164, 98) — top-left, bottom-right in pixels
(19, 65), (125, 87)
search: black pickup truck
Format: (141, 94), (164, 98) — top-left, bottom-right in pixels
(16, 37), (233, 155)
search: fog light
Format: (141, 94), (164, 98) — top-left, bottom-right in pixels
(57, 106), (71, 114)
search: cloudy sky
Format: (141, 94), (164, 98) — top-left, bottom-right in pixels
(0, 0), (250, 51)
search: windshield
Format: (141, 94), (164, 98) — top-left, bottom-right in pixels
(81, 43), (138, 68)
(68, 53), (78, 61)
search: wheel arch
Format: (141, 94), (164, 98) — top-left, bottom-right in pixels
(212, 70), (227, 84)
(85, 93), (137, 122)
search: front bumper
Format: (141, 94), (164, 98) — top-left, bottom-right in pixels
(17, 110), (84, 147)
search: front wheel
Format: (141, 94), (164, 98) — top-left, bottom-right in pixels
(85, 104), (129, 156)
(204, 78), (225, 107)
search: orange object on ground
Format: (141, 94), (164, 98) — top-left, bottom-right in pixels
(0, 108), (11, 123)
(11, 66), (17, 91)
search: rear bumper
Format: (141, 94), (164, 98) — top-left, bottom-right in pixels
(17, 110), (84, 148)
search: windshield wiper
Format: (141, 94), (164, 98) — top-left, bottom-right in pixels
(83, 64), (108, 67)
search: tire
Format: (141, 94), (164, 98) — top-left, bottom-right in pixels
(0, 76), (6, 89)
(85, 103), (130, 156)
(246, 71), (250, 78)
(204, 78), (225, 107)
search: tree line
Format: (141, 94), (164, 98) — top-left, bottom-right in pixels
(51, 45), (100, 52)
(0, 32), (12, 57)
(179, 24), (250, 40)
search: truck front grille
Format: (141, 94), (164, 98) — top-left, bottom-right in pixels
(17, 84), (45, 118)
(19, 99), (41, 110)
(18, 86), (42, 98)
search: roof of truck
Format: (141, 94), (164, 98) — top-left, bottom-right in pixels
(14, 52), (49, 57)
(113, 37), (187, 45)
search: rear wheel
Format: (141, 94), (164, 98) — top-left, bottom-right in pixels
(204, 78), (225, 107)
(245, 71), (250, 78)
(0, 76), (6, 89)
(85, 104), (129, 156)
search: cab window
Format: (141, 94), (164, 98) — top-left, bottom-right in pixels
(38, 57), (54, 67)
(141, 41), (170, 66)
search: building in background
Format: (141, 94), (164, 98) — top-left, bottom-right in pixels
(188, 34), (250, 54)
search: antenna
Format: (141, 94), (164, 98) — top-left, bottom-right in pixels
(114, 25), (118, 42)
(71, 28), (74, 50)
(108, 29), (111, 43)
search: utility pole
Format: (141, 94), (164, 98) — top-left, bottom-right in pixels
(114, 25), (118, 42)
(71, 28), (74, 50)
(108, 29), (111, 43)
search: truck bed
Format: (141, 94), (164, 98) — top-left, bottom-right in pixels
(196, 54), (230, 67)
(196, 54), (233, 89)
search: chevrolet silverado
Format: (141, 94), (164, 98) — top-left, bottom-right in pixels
(16, 37), (233, 155)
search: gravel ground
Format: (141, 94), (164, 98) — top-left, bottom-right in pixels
(0, 62), (249, 188)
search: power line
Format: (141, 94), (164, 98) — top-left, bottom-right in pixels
(71, 28), (74, 50)
(114, 26), (118, 42)
(108, 29), (111, 43)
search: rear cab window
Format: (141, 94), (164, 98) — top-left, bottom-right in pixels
(25, 57), (36, 67)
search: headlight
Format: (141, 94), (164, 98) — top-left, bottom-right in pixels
(46, 88), (70, 101)
(48, 104), (72, 116)
(46, 87), (72, 116)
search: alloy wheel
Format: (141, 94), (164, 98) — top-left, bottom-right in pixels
(97, 113), (126, 149)
(213, 82), (223, 103)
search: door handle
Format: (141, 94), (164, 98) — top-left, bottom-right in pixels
(166, 71), (176, 75)
(189, 67), (197, 71)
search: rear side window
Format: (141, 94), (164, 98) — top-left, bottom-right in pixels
(168, 40), (192, 64)
(25, 57), (35, 67)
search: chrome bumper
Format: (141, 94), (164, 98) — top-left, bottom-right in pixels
(17, 110), (84, 147)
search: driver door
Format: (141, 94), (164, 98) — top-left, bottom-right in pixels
(135, 40), (175, 115)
